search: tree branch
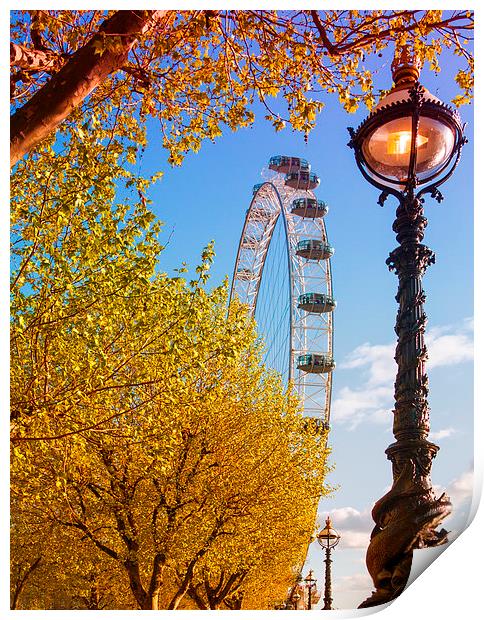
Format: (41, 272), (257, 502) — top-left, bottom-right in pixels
(11, 555), (42, 609)
(310, 11), (340, 56)
(10, 43), (62, 72)
(10, 10), (169, 167)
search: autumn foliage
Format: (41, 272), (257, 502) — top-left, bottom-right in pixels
(10, 54), (331, 608)
(10, 10), (473, 167)
(10, 9), (473, 610)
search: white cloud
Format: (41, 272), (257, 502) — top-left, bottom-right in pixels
(426, 321), (473, 369)
(326, 506), (373, 530)
(339, 342), (395, 386)
(331, 573), (376, 609)
(369, 408), (392, 425)
(428, 427), (457, 441)
(338, 530), (371, 549)
(333, 318), (473, 430)
(446, 467), (474, 508)
(331, 385), (393, 429)
(334, 572), (373, 593)
(434, 467), (474, 541)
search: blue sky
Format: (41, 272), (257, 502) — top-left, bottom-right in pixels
(135, 42), (474, 609)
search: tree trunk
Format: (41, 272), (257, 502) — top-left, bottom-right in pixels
(11, 556), (42, 609)
(187, 584), (210, 609)
(169, 560), (198, 610)
(231, 596), (243, 610)
(147, 553), (167, 610)
(124, 558), (150, 610)
(10, 10), (168, 167)
(225, 597), (243, 609)
(169, 585), (190, 610)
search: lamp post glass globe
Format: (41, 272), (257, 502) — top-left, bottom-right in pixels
(304, 569), (316, 587)
(317, 516), (340, 549)
(349, 48), (465, 195)
(362, 113), (456, 184)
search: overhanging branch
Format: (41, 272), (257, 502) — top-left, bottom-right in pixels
(10, 10), (169, 167)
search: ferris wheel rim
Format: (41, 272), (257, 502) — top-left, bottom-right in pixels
(229, 182), (287, 308)
(230, 163), (334, 426)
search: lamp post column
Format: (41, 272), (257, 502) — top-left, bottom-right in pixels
(347, 50), (466, 606)
(359, 193), (452, 608)
(317, 517), (340, 610)
(323, 547), (333, 610)
(304, 570), (316, 610)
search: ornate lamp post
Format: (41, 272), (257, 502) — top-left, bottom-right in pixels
(317, 516), (341, 610)
(284, 571), (302, 609)
(304, 570), (317, 610)
(291, 591), (301, 610)
(347, 48), (466, 608)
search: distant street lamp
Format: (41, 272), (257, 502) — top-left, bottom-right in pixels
(304, 569), (317, 610)
(317, 516), (341, 610)
(348, 47), (466, 607)
(284, 571), (303, 609)
(291, 591), (301, 610)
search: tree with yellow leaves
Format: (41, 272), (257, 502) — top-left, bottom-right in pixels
(11, 279), (331, 609)
(11, 10), (473, 167)
(11, 504), (133, 609)
(11, 112), (331, 606)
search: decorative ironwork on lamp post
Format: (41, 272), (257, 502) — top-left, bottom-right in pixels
(347, 47), (466, 608)
(317, 516), (341, 610)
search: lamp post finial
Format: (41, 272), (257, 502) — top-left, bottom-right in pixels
(391, 45), (421, 87)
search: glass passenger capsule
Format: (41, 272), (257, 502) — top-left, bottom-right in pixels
(291, 198), (328, 218)
(297, 353), (335, 374)
(252, 183), (265, 195)
(268, 155), (310, 174)
(298, 293), (336, 313)
(296, 239), (334, 259)
(285, 171), (320, 190)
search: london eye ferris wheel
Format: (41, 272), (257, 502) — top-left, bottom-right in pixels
(230, 156), (335, 430)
